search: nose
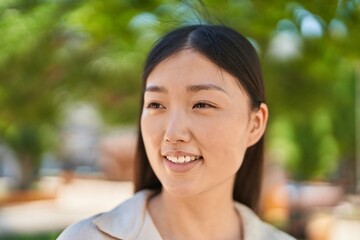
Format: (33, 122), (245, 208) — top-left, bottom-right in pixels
(164, 111), (191, 144)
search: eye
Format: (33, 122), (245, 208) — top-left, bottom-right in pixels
(146, 102), (165, 109)
(193, 102), (214, 109)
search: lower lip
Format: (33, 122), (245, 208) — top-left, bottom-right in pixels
(163, 157), (202, 173)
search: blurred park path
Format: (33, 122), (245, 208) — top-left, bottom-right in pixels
(0, 177), (133, 234)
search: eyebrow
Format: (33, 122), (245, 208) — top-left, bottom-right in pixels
(186, 84), (228, 95)
(144, 85), (168, 93)
(144, 83), (228, 95)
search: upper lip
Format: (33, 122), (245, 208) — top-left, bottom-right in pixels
(162, 151), (201, 157)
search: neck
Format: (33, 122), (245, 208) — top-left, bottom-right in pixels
(148, 182), (242, 240)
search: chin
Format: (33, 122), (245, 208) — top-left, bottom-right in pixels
(162, 184), (200, 199)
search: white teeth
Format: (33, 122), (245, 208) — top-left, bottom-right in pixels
(169, 156), (177, 162)
(166, 155), (201, 164)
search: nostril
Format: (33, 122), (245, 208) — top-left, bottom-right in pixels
(164, 136), (178, 144)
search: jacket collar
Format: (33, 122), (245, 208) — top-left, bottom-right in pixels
(235, 202), (265, 239)
(93, 190), (156, 240)
(93, 190), (267, 240)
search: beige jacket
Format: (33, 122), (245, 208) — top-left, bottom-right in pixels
(57, 190), (295, 240)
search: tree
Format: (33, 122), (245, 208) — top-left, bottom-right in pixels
(0, 0), (358, 190)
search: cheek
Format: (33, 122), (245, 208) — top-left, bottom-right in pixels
(197, 114), (249, 164)
(141, 113), (162, 156)
(206, 128), (247, 155)
(199, 111), (249, 143)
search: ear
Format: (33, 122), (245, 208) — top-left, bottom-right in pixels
(247, 103), (268, 147)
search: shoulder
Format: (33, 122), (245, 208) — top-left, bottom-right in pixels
(57, 190), (155, 240)
(258, 222), (296, 240)
(57, 214), (109, 240)
(235, 202), (296, 240)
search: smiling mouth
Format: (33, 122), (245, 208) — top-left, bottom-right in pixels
(165, 155), (203, 164)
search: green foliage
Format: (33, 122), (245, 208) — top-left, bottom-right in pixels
(262, 1), (358, 181)
(0, 0), (358, 186)
(0, 230), (61, 240)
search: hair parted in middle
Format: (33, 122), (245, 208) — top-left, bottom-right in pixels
(134, 24), (266, 212)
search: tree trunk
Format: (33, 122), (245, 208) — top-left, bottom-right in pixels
(18, 154), (36, 190)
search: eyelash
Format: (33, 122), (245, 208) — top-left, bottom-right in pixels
(146, 102), (165, 109)
(145, 101), (216, 110)
(193, 102), (215, 109)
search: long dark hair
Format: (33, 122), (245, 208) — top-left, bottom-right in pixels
(134, 24), (266, 212)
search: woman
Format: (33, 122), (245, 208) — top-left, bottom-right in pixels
(58, 24), (295, 240)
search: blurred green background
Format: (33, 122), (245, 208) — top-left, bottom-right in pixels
(0, 0), (359, 239)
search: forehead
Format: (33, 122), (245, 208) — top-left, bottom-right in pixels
(146, 50), (245, 95)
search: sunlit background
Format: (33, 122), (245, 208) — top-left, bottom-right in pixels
(0, 0), (359, 239)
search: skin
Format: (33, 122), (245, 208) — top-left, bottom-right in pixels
(141, 49), (268, 240)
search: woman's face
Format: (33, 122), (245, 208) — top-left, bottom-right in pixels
(141, 49), (266, 197)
